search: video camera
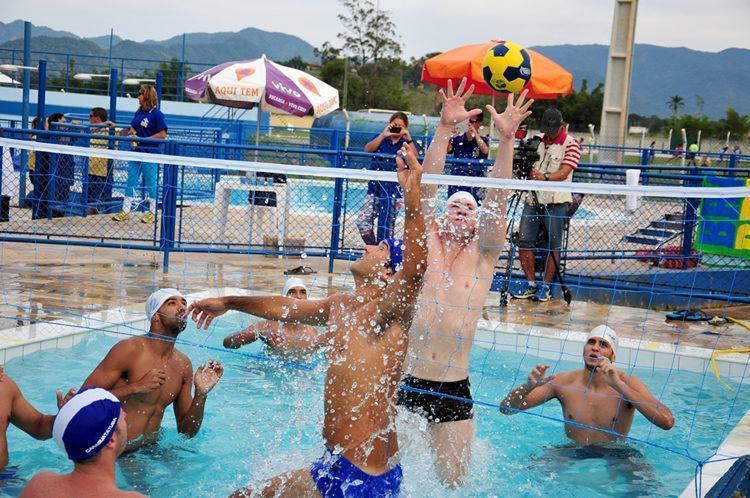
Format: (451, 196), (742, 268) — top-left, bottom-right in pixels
(513, 126), (542, 179)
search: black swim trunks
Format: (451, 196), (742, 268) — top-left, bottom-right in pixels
(397, 375), (473, 423)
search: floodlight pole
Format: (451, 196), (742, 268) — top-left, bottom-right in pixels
(19, 21), (31, 200)
(598, 0), (639, 164)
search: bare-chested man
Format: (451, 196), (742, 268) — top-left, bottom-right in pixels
(0, 366), (74, 470)
(22, 388), (144, 498)
(82, 289), (223, 449)
(188, 145), (427, 497)
(397, 79), (533, 486)
(223, 278), (323, 361)
(500, 325), (674, 444)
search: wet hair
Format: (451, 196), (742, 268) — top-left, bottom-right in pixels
(389, 111), (408, 128)
(90, 107), (107, 121)
(48, 113), (65, 123)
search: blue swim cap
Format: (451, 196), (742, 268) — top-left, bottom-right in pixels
(53, 388), (121, 461)
(384, 238), (404, 272)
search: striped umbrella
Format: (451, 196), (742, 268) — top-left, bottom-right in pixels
(185, 55), (339, 117)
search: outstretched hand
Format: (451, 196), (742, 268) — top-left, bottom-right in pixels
(56, 388), (76, 409)
(187, 298), (228, 330)
(486, 90), (534, 139)
(526, 364), (555, 388)
(195, 360), (223, 396)
(395, 143), (423, 193)
(438, 78), (482, 127)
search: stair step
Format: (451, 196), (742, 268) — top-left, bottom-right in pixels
(650, 221), (683, 230)
(622, 236), (662, 245)
(638, 229), (676, 238)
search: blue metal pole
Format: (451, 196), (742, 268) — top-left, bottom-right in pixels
(35, 60), (47, 135)
(328, 151), (345, 273)
(155, 72), (163, 102)
(160, 142), (178, 270)
(681, 166), (700, 270)
(179, 33), (186, 101)
(19, 21), (31, 201)
(109, 67), (118, 122)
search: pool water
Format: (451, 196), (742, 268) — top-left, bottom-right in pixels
(5, 317), (749, 497)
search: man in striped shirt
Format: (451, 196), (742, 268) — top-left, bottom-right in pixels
(512, 108), (581, 302)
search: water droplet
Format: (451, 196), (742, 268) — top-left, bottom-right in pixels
(356, 295), (364, 303)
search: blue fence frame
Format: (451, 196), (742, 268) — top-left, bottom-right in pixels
(2, 126), (749, 306)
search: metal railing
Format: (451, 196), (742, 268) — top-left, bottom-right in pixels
(1, 127), (748, 307)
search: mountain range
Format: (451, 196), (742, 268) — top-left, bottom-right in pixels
(0, 20), (747, 118)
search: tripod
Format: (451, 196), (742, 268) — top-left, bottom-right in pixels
(499, 190), (572, 306)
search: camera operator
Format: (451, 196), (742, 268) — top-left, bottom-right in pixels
(446, 111), (490, 201)
(512, 108), (581, 302)
(357, 111), (419, 245)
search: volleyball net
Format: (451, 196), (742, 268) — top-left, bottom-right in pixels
(1, 132), (750, 496)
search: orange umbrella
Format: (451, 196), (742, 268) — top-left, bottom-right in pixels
(422, 41), (574, 100)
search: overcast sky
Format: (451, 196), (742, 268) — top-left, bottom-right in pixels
(4, 0), (748, 58)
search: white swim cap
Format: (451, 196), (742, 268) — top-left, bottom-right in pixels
(446, 190), (478, 208)
(146, 288), (185, 322)
(282, 277), (307, 297)
(587, 324), (618, 355)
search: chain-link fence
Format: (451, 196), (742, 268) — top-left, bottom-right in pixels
(2, 128), (748, 308)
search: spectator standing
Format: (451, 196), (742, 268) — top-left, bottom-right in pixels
(446, 111), (489, 201)
(355, 111), (418, 244)
(87, 107), (116, 215)
(512, 108), (581, 302)
(112, 85), (167, 224)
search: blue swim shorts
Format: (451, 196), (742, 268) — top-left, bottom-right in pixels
(310, 448), (402, 497)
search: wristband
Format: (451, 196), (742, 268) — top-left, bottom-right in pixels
(405, 139), (413, 144)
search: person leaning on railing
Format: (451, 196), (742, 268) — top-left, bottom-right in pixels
(112, 85), (167, 224)
(511, 108), (581, 302)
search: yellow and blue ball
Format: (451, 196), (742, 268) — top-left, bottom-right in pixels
(482, 41), (532, 94)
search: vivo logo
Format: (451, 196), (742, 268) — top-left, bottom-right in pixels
(271, 81), (301, 98)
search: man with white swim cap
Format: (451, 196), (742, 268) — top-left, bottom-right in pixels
(21, 388), (144, 497)
(82, 289), (223, 450)
(501, 324), (675, 444)
(189, 146), (427, 498)
(397, 79), (532, 486)
(223, 278), (323, 360)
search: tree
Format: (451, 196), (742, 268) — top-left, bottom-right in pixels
(336, 0), (401, 64)
(145, 58), (192, 101)
(280, 56), (306, 70)
(721, 107), (750, 137)
(667, 95), (685, 116)
(314, 42), (342, 64)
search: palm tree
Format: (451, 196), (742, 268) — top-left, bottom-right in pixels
(667, 95), (685, 116)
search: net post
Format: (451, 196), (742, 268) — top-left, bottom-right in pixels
(160, 141), (178, 270)
(328, 151), (345, 274)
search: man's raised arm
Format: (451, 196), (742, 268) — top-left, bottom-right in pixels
(421, 79), (482, 220)
(478, 91), (534, 257)
(188, 295), (333, 330)
(377, 145), (428, 328)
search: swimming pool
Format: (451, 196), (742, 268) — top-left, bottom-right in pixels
(6, 315), (748, 497)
